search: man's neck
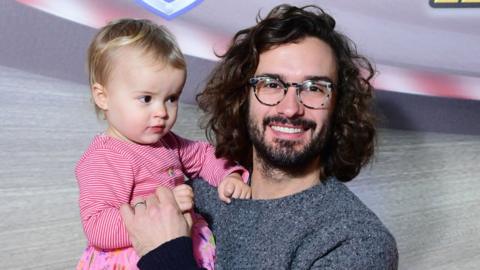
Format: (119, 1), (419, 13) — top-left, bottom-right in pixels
(250, 158), (321, 200)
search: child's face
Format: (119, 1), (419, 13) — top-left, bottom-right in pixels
(101, 47), (185, 144)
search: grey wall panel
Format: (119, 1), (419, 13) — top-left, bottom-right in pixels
(348, 129), (480, 270)
(376, 90), (480, 135)
(1, 65), (479, 269)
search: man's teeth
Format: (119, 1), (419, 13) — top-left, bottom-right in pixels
(271, 125), (303, 134)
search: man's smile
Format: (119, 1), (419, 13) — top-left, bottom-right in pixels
(270, 125), (304, 134)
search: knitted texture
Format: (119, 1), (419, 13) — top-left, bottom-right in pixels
(193, 178), (398, 270)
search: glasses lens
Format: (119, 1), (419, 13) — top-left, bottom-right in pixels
(299, 80), (331, 109)
(254, 77), (285, 105)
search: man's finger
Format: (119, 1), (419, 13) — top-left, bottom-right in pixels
(131, 197), (147, 214)
(174, 188), (194, 200)
(145, 193), (161, 212)
(120, 204), (134, 228)
(176, 198), (193, 212)
(183, 212), (193, 232)
(174, 184), (192, 193)
(155, 186), (180, 209)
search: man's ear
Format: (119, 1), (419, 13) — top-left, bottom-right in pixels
(91, 83), (109, 111)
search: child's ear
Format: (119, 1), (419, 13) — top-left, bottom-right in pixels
(91, 83), (108, 111)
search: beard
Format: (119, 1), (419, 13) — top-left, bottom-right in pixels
(247, 114), (329, 176)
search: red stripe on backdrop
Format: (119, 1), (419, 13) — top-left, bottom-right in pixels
(373, 64), (480, 101)
(16, 0), (228, 61)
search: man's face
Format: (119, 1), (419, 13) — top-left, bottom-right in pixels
(248, 37), (337, 172)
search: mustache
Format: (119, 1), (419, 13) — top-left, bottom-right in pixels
(263, 116), (317, 130)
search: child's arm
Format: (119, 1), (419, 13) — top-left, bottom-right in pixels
(171, 133), (249, 186)
(76, 148), (135, 249)
(218, 172), (251, 203)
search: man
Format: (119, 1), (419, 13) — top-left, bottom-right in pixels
(121, 4), (398, 269)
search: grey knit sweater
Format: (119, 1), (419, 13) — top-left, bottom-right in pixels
(193, 177), (398, 270)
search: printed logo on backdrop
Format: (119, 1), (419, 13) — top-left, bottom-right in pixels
(136, 0), (203, 20)
(430, 0), (480, 8)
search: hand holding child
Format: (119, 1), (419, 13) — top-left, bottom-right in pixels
(218, 173), (251, 203)
(120, 187), (193, 257)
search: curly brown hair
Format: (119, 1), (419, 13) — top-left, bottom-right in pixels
(197, 4), (376, 182)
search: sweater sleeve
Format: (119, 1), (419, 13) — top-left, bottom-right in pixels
(172, 133), (248, 186)
(137, 237), (204, 270)
(76, 148), (134, 249)
(310, 231), (398, 270)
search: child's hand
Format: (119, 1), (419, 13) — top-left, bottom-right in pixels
(172, 184), (194, 212)
(218, 173), (251, 203)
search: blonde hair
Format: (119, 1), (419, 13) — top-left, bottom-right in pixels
(87, 18), (186, 116)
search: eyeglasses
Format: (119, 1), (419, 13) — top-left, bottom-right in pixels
(248, 75), (334, 109)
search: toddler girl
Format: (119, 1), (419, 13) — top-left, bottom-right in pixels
(75, 19), (250, 270)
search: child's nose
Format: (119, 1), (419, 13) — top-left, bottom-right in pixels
(153, 104), (168, 118)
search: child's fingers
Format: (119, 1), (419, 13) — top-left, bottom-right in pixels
(246, 188), (252, 199)
(218, 183), (233, 204)
(230, 183), (244, 199)
(218, 190), (231, 204)
(240, 187), (251, 199)
(225, 182), (235, 196)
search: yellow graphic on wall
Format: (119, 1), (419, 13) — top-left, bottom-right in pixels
(430, 0), (480, 7)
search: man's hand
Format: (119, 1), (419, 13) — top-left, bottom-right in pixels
(218, 173), (251, 203)
(120, 186), (193, 256)
(173, 184), (194, 212)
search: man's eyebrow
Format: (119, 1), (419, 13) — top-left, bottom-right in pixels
(256, 73), (333, 83)
(256, 73), (282, 80)
(304, 76), (334, 83)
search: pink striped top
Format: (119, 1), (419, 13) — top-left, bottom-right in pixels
(76, 132), (247, 250)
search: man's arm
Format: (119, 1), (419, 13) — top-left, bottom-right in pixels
(138, 237), (203, 270)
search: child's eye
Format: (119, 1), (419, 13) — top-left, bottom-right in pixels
(138, 95), (152, 103)
(167, 96), (178, 103)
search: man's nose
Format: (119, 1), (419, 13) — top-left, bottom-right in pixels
(275, 87), (304, 117)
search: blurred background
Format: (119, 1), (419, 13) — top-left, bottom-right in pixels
(1, 0), (479, 269)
